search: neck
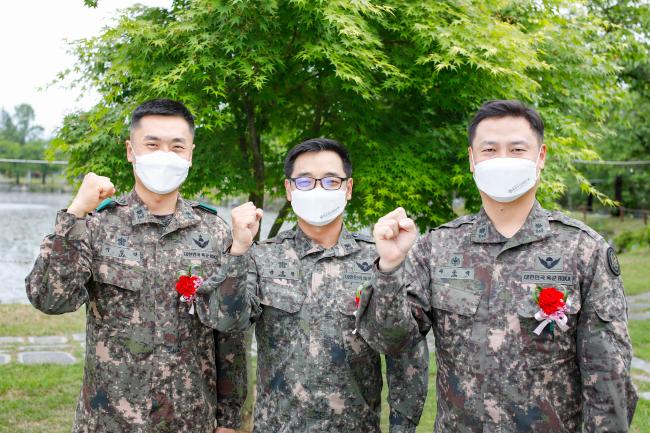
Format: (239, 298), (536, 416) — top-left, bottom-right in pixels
(481, 188), (537, 238)
(297, 215), (344, 249)
(134, 181), (179, 215)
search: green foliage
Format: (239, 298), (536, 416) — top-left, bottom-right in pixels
(56, 0), (629, 232)
(0, 104), (43, 145)
(0, 104), (57, 183)
(614, 226), (650, 253)
(563, 1), (650, 213)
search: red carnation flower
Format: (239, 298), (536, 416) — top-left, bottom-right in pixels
(537, 287), (565, 315)
(176, 275), (199, 298)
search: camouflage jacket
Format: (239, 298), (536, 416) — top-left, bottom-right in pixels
(357, 201), (638, 433)
(26, 190), (248, 433)
(220, 225), (429, 433)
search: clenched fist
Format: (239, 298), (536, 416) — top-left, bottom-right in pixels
(67, 172), (116, 218)
(373, 207), (417, 272)
(230, 202), (263, 256)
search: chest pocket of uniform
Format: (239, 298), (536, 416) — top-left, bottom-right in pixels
(92, 260), (145, 329)
(517, 286), (581, 368)
(259, 266), (303, 314)
(432, 282), (481, 351)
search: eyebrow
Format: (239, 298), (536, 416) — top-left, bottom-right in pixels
(478, 139), (530, 146)
(143, 135), (187, 144)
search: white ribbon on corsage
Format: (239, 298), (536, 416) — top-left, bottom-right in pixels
(533, 300), (570, 335)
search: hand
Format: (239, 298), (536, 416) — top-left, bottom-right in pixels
(214, 428), (237, 433)
(230, 201), (263, 255)
(67, 172), (115, 218)
(373, 207), (417, 272)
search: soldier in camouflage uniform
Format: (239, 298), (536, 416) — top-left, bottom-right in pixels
(357, 100), (638, 433)
(221, 138), (429, 433)
(26, 99), (247, 433)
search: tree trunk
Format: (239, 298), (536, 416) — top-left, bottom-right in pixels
(245, 98), (265, 241)
(267, 200), (292, 239)
(586, 193), (594, 213)
(614, 175), (623, 217)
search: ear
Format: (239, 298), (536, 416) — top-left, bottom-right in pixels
(188, 142), (195, 167)
(126, 140), (134, 163)
(284, 179), (292, 202)
(346, 178), (353, 201)
(468, 146), (475, 173)
(538, 143), (547, 171)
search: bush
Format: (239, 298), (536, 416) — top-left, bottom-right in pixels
(614, 226), (650, 253)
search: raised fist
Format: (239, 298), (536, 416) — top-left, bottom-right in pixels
(230, 202), (263, 256)
(67, 172), (115, 218)
(373, 207), (417, 272)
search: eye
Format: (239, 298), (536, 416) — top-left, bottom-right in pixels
(482, 148), (495, 153)
(146, 142), (157, 148)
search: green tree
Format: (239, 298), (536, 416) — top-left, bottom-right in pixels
(55, 0), (623, 235)
(0, 103), (50, 185)
(0, 104), (44, 145)
(562, 0), (650, 214)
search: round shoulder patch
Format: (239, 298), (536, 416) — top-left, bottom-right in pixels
(606, 247), (621, 277)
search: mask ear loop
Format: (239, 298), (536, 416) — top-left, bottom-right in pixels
(129, 143), (139, 162)
(533, 145), (544, 182)
(470, 147), (479, 183)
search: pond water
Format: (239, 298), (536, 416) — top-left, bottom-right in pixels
(0, 191), (288, 304)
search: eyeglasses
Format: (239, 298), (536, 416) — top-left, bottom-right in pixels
(289, 176), (348, 191)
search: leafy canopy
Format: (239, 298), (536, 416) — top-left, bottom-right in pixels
(56, 0), (627, 233)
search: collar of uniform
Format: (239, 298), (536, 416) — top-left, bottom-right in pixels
(499, 200), (552, 253)
(128, 190), (201, 231)
(471, 208), (508, 244)
(292, 224), (360, 259)
(160, 195), (201, 236)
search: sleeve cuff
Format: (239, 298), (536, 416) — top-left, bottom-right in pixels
(216, 408), (242, 429)
(389, 413), (418, 433)
(55, 210), (87, 238)
(373, 258), (405, 291)
(223, 253), (250, 278)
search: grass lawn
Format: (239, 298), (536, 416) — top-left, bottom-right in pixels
(621, 247), (650, 297)
(0, 305), (85, 337)
(0, 363), (82, 433)
(630, 320), (650, 361)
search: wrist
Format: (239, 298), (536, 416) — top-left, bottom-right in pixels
(67, 201), (89, 218)
(229, 240), (251, 256)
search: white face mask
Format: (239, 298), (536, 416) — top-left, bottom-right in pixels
(472, 150), (541, 203)
(290, 187), (347, 227)
(131, 146), (191, 195)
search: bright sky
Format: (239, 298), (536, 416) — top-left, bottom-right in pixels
(0, 0), (172, 137)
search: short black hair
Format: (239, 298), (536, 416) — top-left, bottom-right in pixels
(284, 138), (352, 178)
(130, 99), (195, 136)
(468, 100), (544, 145)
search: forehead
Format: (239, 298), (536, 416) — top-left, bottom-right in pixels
(473, 116), (538, 145)
(131, 115), (193, 139)
(292, 150), (345, 176)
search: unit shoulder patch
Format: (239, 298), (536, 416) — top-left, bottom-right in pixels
(606, 247), (621, 277)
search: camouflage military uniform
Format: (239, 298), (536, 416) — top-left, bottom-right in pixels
(218, 225), (429, 433)
(26, 190), (248, 433)
(357, 201), (638, 433)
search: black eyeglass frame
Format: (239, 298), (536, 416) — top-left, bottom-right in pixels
(288, 176), (349, 191)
